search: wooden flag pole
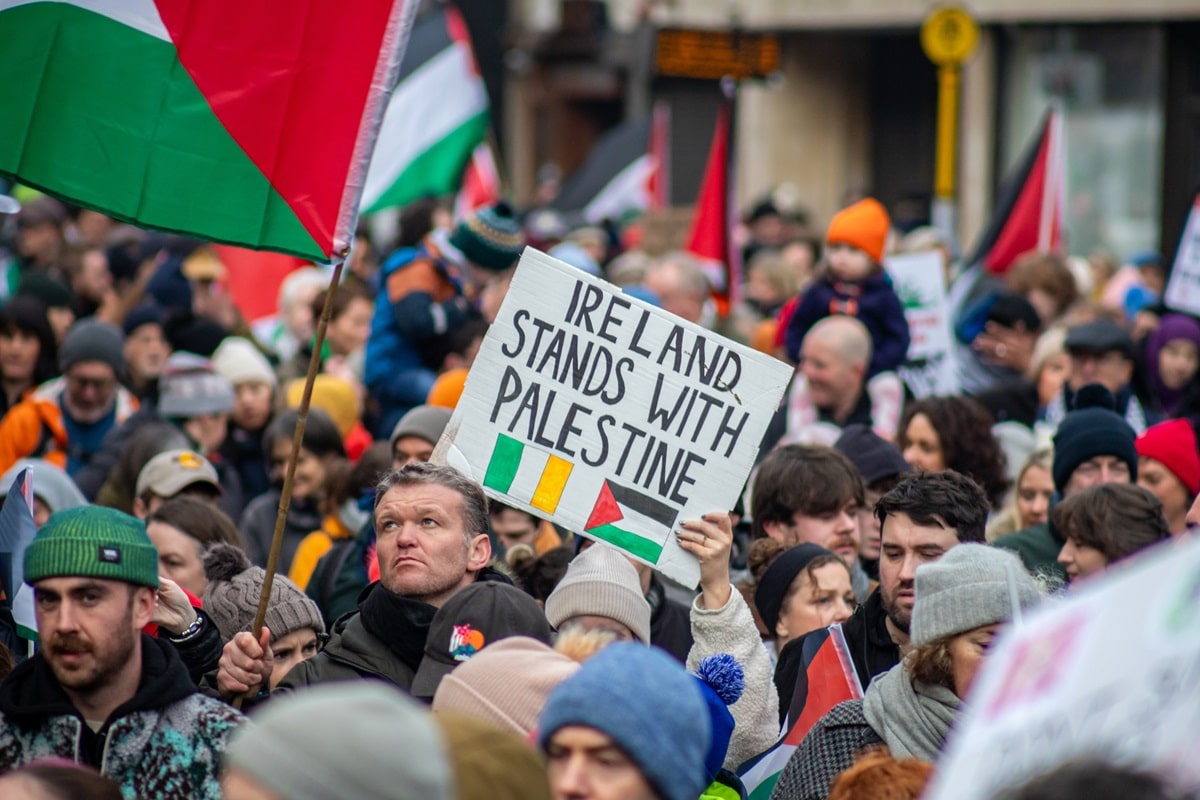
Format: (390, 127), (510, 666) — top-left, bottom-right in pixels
(237, 255), (346, 704)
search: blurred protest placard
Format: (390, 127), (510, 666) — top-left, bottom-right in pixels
(1164, 193), (1200, 316)
(434, 248), (792, 586)
(926, 534), (1200, 799)
(885, 250), (958, 397)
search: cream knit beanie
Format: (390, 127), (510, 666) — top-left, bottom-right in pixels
(544, 543), (651, 644)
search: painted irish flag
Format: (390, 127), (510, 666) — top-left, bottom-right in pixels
(484, 434), (575, 517)
(0, 0), (416, 261)
(360, 6), (490, 214)
(583, 480), (678, 564)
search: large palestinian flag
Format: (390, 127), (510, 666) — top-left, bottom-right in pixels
(360, 6), (491, 214)
(0, 0), (416, 262)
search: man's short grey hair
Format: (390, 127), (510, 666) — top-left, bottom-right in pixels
(375, 461), (490, 542)
(653, 251), (711, 298)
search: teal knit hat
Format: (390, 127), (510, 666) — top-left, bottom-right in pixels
(448, 201), (525, 272)
(25, 506), (159, 588)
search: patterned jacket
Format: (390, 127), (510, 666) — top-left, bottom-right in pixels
(768, 700), (883, 800)
(0, 635), (244, 800)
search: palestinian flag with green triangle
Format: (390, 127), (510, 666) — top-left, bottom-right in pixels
(0, 0), (418, 261)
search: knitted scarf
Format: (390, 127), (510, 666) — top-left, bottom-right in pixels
(860, 664), (960, 761)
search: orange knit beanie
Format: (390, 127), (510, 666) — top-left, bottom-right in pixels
(825, 198), (891, 264)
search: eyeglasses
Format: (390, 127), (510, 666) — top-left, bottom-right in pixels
(66, 374), (116, 392)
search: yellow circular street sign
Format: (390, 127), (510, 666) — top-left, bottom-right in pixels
(921, 5), (979, 66)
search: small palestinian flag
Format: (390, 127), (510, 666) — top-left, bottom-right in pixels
(584, 479), (679, 564)
(550, 116), (657, 225)
(483, 434), (574, 516)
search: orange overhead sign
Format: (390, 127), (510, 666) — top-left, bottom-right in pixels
(655, 29), (780, 80)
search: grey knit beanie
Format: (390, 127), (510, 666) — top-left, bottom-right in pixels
(910, 544), (1041, 646)
(158, 352), (236, 418)
(225, 682), (454, 800)
(544, 543), (651, 644)
(201, 544), (324, 643)
(390, 404), (453, 448)
(59, 318), (125, 375)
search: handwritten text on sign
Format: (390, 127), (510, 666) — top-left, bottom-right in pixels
(435, 249), (792, 586)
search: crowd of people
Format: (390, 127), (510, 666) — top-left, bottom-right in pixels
(0, 187), (1194, 800)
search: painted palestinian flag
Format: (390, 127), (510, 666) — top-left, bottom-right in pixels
(483, 434), (575, 516)
(0, 0), (416, 261)
(583, 479), (678, 564)
(360, 7), (490, 214)
(551, 116), (659, 225)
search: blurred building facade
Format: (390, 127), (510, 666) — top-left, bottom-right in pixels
(495, 0), (1200, 264)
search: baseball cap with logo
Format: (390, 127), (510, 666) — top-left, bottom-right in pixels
(136, 449), (222, 499)
(410, 582), (553, 700)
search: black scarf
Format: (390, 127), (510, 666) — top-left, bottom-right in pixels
(358, 583), (437, 673)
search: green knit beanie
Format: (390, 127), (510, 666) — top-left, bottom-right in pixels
(25, 506), (159, 589)
(448, 201), (525, 272)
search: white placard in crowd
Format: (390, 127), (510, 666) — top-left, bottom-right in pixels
(1164, 193), (1200, 317)
(926, 534), (1200, 799)
(884, 250), (958, 398)
(434, 248), (792, 586)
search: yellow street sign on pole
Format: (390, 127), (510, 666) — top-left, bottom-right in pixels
(921, 6), (979, 67)
(922, 5), (979, 249)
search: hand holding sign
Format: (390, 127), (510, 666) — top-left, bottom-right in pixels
(434, 248), (791, 586)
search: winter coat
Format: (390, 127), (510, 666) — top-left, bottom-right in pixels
(768, 700), (883, 800)
(0, 377), (139, 480)
(239, 490), (324, 573)
(0, 635), (243, 800)
(289, 513), (358, 592)
(648, 573), (694, 663)
(277, 601), (419, 693)
(281, 568), (515, 695)
(687, 586), (779, 771)
(784, 274), (911, 377)
(835, 588), (900, 692)
(993, 520), (1067, 584)
(364, 240), (474, 428)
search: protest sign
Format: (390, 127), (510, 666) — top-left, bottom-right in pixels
(434, 248), (792, 586)
(1164, 193), (1200, 317)
(926, 534), (1200, 799)
(885, 250), (958, 397)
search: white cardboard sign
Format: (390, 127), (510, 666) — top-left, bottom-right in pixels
(434, 248), (792, 586)
(1164, 193), (1200, 317)
(884, 250), (958, 398)
(926, 534), (1200, 798)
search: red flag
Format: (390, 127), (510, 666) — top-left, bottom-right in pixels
(454, 143), (502, 221)
(967, 107), (1064, 275)
(685, 95), (740, 315)
(211, 245), (307, 323)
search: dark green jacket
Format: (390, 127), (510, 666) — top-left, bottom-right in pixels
(993, 521), (1067, 583)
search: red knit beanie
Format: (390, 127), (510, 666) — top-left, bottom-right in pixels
(1136, 418), (1200, 496)
(825, 198), (891, 264)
